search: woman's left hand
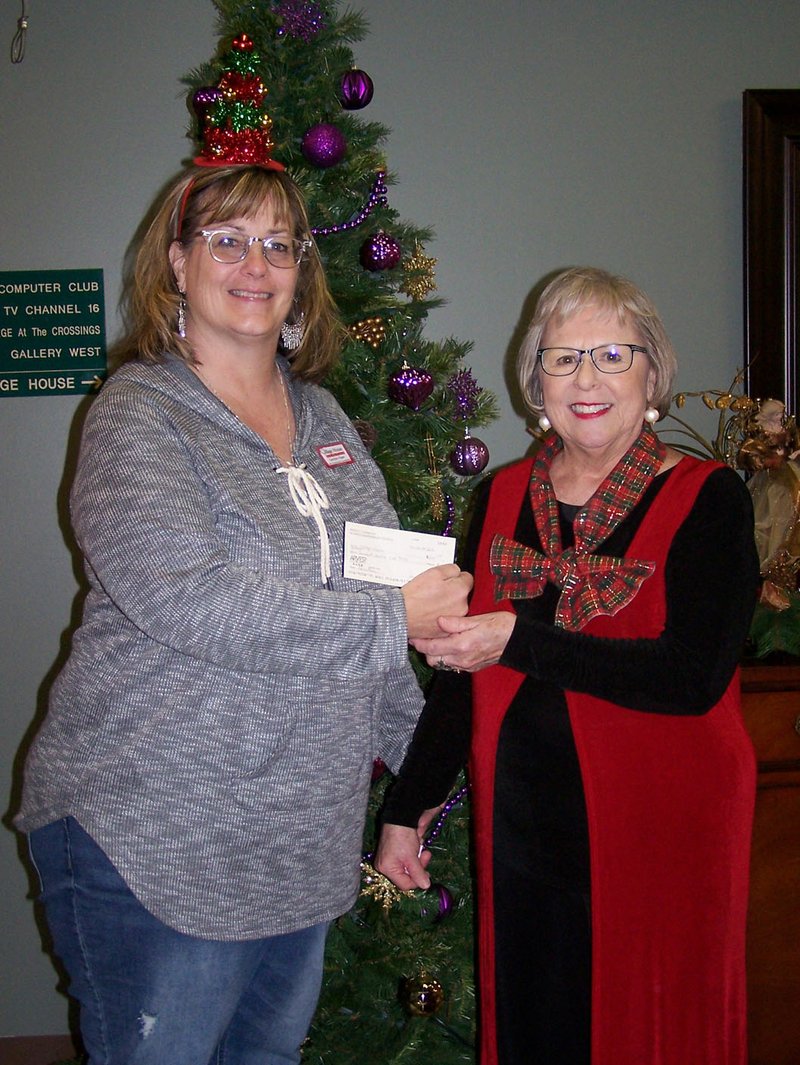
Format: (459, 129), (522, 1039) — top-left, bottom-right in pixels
(410, 611), (516, 672)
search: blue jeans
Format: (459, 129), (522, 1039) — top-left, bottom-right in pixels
(28, 818), (329, 1065)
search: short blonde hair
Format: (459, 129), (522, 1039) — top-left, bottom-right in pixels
(118, 165), (345, 382)
(517, 266), (677, 418)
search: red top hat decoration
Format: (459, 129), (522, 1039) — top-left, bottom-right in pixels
(191, 33), (284, 170)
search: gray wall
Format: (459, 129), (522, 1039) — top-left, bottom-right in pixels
(1, 0), (797, 1037)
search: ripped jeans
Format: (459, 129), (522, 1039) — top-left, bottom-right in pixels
(28, 818), (329, 1065)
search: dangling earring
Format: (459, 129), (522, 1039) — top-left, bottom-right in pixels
(538, 413), (552, 431)
(177, 292), (187, 339)
(644, 406), (660, 425)
(280, 310), (305, 350)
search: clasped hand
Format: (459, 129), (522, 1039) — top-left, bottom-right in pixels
(411, 611), (516, 672)
(401, 564), (473, 641)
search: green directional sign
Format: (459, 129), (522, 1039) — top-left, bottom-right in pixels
(0, 269), (107, 397)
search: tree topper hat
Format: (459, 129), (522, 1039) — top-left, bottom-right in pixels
(191, 33), (285, 170)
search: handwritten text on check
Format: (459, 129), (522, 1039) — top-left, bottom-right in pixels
(343, 522), (456, 587)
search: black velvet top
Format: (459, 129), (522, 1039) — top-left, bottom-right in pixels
(382, 464), (760, 892)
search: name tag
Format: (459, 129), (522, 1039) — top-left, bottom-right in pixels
(343, 522), (456, 587)
(317, 442), (354, 467)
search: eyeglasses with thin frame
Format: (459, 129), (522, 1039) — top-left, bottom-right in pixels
(198, 229), (313, 269)
(537, 343), (648, 376)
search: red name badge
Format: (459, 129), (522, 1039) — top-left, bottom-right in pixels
(317, 442), (354, 468)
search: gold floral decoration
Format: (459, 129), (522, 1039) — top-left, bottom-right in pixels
(359, 859), (410, 911)
(400, 243), (437, 301)
(349, 316), (387, 349)
(667, 369), (758, 466)
(665, 373), (800, 652)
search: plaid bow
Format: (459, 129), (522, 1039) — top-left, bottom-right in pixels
(490, 539), (656, 630)
(490, 424), (665, 630)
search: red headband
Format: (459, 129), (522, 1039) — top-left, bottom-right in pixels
(175, 179), (197, 241)
(174, 159), (287, 240)
(193, 156), (285, 170)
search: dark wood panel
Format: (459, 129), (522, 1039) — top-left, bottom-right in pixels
(745, 784), (800, 1065)
(743, 89), (800, 417)
(740, 660), (800, 1065)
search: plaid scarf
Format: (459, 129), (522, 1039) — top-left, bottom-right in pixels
(490, 424), (665, 630)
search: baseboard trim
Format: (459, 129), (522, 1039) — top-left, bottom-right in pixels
(0, 1034), (80, 1065)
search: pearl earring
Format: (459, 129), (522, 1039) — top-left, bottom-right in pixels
(538, 414), (552, 431)
(644, 406), (660, 425)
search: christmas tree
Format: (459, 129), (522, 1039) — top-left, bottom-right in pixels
(186, 3), (496, 535)
(182, 3), (496, 1060)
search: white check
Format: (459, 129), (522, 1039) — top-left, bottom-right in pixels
(343, 522), (456, 587)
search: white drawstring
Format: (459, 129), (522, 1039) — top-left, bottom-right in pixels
(276, 464), (332, 586)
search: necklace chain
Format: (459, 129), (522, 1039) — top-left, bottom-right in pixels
(195, 364), (295, 464)
(276, 367), (296, 465)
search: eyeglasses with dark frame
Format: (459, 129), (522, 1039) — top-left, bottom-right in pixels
(198, 229), (313, 269)
(537, 343), (648, 376)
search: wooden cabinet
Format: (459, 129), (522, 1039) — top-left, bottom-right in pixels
(740, 660), (800, 1065)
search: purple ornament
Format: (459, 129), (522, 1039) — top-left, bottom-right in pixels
(450, 429), (489, 475)
(417, 883), (454, 925)
(192, 86), (222, 117)
(434, 883), (454, 920)
(447, 367), (483, 422)
(339, 68), (374, 110)
(274, 0), (326, 41)
(388, 363), (434, 411)
(360, 230), (401, 271)
(301, 123), (347, 168)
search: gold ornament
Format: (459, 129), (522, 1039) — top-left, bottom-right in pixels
(399, 971), (445, 1016)
(430, 486), (445, 522)
(359, 859), (409, 911)
(761, 550), (800, 604)
(350, 316), (387, 349)
(400, 243), (437, 301)
(666, 370), (757, 467)
(426, 434), (445, 522)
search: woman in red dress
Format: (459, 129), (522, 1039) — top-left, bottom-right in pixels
(377, 267), (759, 1065)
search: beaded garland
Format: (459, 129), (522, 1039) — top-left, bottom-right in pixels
(422, 784), (469, 848)
(311, 170), (388, 237)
